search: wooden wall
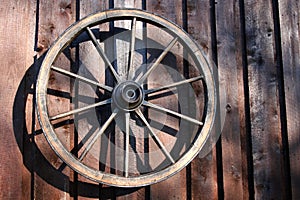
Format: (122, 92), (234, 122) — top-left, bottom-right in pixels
(0, 0), (299, 199)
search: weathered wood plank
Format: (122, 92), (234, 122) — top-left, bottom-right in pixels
(35, 0), (75, 199)
(244, 0), (284, 199)
(0, 0), (36, 199)
(1, 0), (299, 199)
(80, 0), (105, 18)
(187, 0), (218, 199)
(76, 1), (109, 200)
(113, 1), (147, 199)
(215, 0), (245, 199)
(147, 1), (187, 199)
(278, 0), (300, 199)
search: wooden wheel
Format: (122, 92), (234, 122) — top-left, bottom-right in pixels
(36, 9), (216, 187)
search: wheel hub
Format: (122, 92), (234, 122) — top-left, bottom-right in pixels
(112, 81), (144, 111)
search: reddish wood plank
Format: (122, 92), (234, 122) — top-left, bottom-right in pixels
(34, 0), (75, 199)
(75, 1), (147, 199)
(76, 1), (110, 199)
(1, 1), (298, 199)
(215, 0), (245, 199)
(113, 1), (147, 200)
(80, 0), (105, 19)
(244, 0), (284, 199)
(278, 0), (300, 199)
(0, 0), (36, 199)
(187, 0), (218, 199)
(147, 1), (187, 199)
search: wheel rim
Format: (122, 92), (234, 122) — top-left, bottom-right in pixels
(36, 9), (216, 187)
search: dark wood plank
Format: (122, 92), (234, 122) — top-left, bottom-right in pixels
(244, 0), (284, 199)
(0, 0), (36, 199)
(215, 0), (245, 199)
(35, 0), (76, 199)
(278, 0), (300, 199)
(187, 0), (218, 199)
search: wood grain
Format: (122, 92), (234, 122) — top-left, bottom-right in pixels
(113, 1), (148, 200)
(278, 0), (300, 199)
(215, 0), (245, 199)
(1, 0), (299, 199)
(244, 0), (284, 199)
(147, 1), (187, 199)
(0, 0), (36, 199)
(76, 1), (110, 200)
(187, 0), (218, 199)
(35, 0), (75, 199)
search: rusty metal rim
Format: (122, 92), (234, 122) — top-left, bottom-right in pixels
(36, 8), (216, 187)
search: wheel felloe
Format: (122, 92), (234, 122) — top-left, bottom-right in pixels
(36, 9), (216, 187)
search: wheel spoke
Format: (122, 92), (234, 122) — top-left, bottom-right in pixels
(86, 27), (122, 83)
(145, 75), (204, 94)
(124, 112), (130, 177)
(142, 101), (203, 126)
(51, 65), (113, 92)
(138, 37), (178, 84)
(135, 109), (175, 164)
(127, 17), (137, 80)
(49, 99), (112, 121)
(79, 108), (119, 161)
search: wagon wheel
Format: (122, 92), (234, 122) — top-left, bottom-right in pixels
(36, 9), (216, 187)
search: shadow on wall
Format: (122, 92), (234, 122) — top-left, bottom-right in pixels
(12, 53), (140, 198)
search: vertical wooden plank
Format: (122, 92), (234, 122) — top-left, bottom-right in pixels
(80, 0), (105, 18)
(278, 0), (300, 199)
(35, 0), (75, 199)
(77, 1), (147, 199)
(112, 2), (148, 200)
(238, 0), (255, 198)
(244, 0), (284, 199)
(215, 0), (245, 199)
(147, 1), (187, 199)
(76, 1), (109, 200)
(0, 0), (36, 199)
(187, 0), (218, 199)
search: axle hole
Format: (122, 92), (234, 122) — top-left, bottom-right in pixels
(126, 89), (136, 99)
